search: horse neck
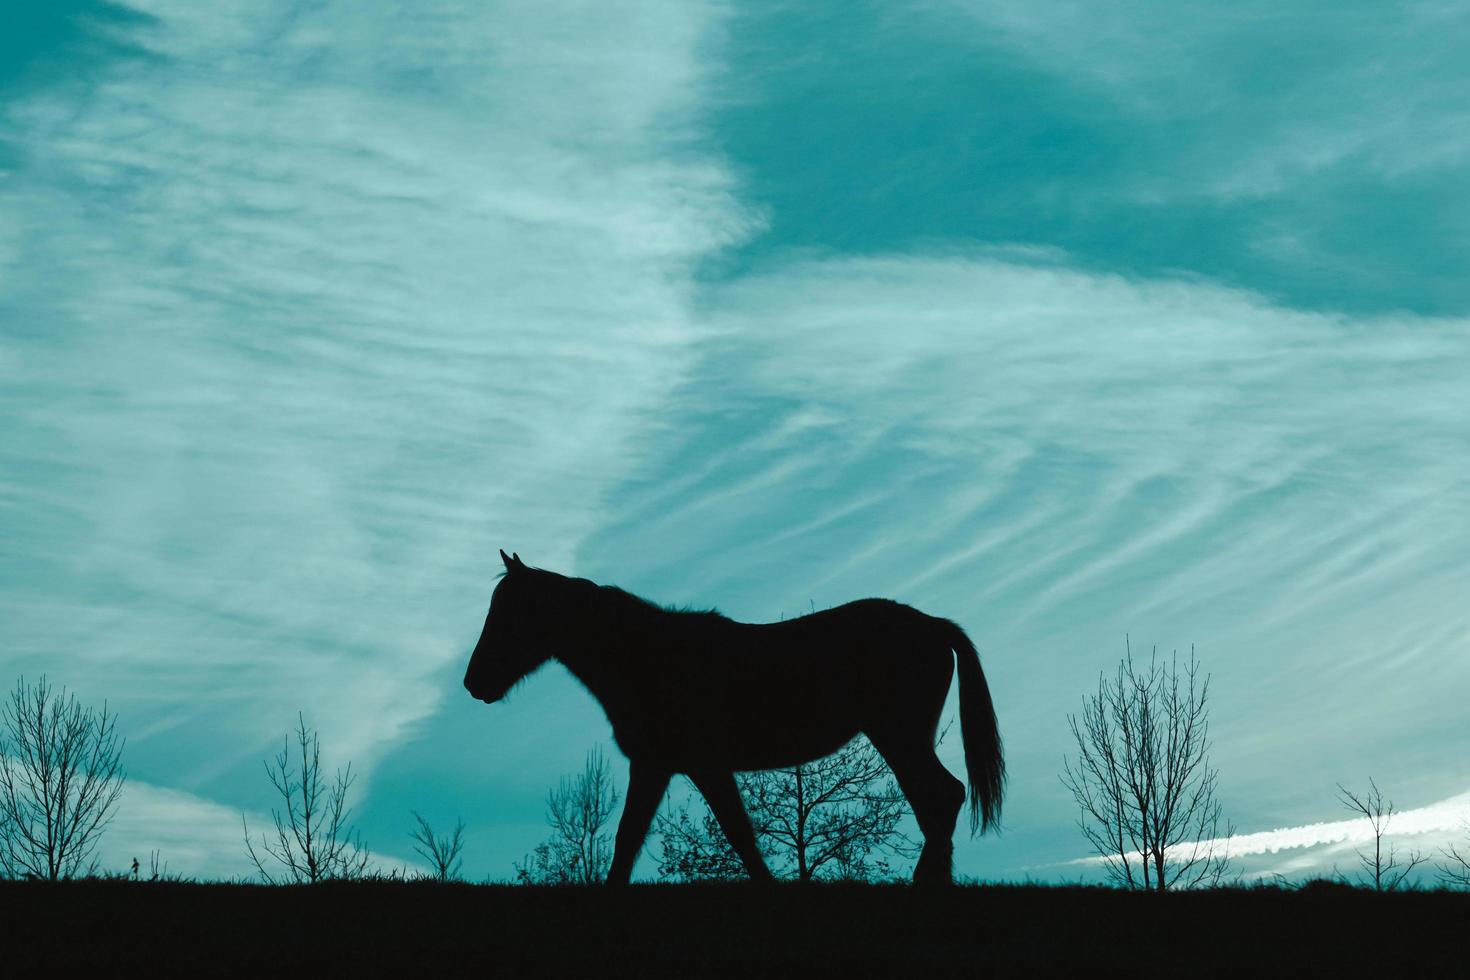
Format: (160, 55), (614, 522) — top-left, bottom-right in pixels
(545, 590), (621, 690)
(546, 589), (654, 708)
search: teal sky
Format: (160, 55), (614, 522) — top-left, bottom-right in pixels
(3, 0), (1469, 881)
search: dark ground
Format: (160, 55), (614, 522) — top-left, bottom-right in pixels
(3, 879), (1464, 977)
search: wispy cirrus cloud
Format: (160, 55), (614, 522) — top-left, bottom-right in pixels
(587, 251), (1470, 875)
(1, 0), (749, 872)
(714, 2), (1470, 314)
(954, 0), (1470, 192)
(5, 0), (1468, 885)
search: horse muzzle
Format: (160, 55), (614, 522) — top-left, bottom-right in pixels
(463, 676), (502, 704)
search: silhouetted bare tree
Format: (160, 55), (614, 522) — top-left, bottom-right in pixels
(515, 748), (620, 884)
(1061, 643), (1232, 890)
(655, 800), (748, 882)
(410, 811), (465, 881)
(1439, 819), (1470, 889)
(656, 735), (918, 882)
(1336, 778), (1426, 891)
(243, 712), (368, 883)
(0, 676), (125, 880)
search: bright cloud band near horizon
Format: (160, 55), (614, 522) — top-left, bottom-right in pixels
(1062, 790), (1470, 878)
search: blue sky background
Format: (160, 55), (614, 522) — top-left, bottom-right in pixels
(2, 0), (1468, 881)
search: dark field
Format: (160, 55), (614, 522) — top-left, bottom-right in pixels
(3, 879), (1464, 977)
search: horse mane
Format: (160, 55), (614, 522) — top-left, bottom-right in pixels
(592, 583), (728, 625)
(524, 565), (728, 629)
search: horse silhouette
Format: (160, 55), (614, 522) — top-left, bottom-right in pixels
(464, 550), (1005, 885)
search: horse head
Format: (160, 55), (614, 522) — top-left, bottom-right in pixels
(463, 549), (554, 703)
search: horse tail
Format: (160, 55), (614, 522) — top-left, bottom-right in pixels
(940, 618), (1005, 835)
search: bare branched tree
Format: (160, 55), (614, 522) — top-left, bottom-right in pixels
(656, 735), (919, 882)
(515, 748), (621, 884)
(1439, 819), (1470, 889)
(1061, 643), (1233, 891)
(655, 800), (748, 882)
(1336, 778), (1426, 891)
(410, 811), (465, 881)
(242, 712), (369, 883)
(0, 676), (126, 880)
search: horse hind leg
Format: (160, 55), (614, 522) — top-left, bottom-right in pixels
(868, 731), (966, 885)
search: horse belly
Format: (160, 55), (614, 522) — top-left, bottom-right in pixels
(649, 675), (867, 772)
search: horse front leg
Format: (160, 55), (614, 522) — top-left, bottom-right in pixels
(606, 759), (670, 885)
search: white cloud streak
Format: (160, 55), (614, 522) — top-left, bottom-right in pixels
(1063, 788), (1470, 879)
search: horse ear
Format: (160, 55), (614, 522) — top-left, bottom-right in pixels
(512, 552), (522, 565)
(500, 549), (515, 571)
